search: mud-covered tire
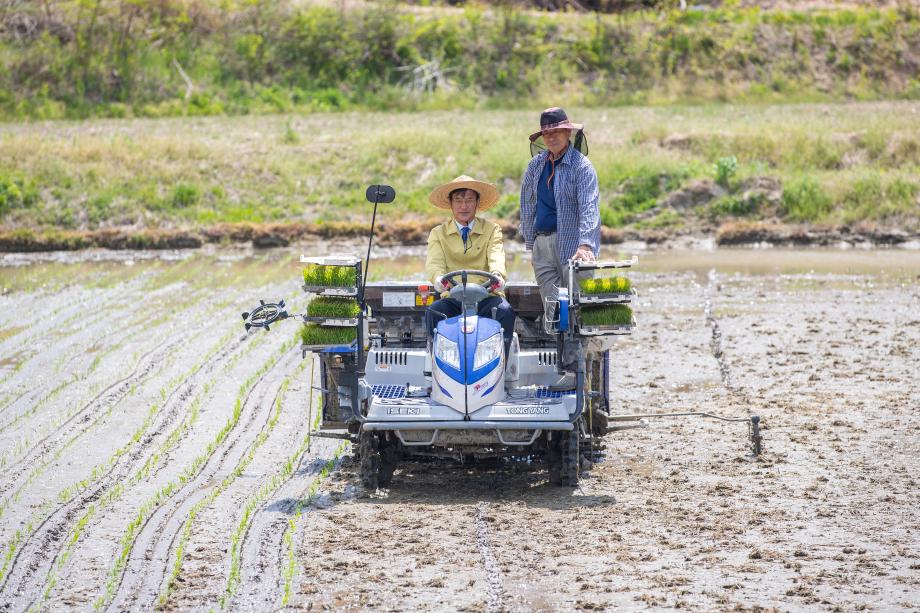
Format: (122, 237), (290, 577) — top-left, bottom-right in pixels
(378, 441), (399, 487)
(547, 424), (580, 487)
(358, 431), (380, 490)
(546, 437), (563, 485)
(558, 426), (580, 487)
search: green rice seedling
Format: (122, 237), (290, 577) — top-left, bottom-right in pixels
(302, 264), (358, 288)
(579, 276), (632, 295)
(580, 305), (634, 327)
(305, 297), (360, 319)
(301, 324), (357, 346)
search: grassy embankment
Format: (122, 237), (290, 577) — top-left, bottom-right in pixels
(1, 102), (918, 249)
(3, 1), (919, 119)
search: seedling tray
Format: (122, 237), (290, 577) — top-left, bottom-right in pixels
(578, 321), (636, 336)
(302, 285), (358, 296)
(301, 343), (357, 357)
(577, 289), (636, 305)
(302, 317), (358, 327)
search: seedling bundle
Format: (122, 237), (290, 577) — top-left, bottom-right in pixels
(580, 276), (632, 296)
(306, 297), (361, 319)
(301, 324), (357, 346)
(580, 304), (634, 327)
(302, 264), (358, 289)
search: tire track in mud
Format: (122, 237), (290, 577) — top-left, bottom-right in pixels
(704, 269), (756, 411)
(476, 502), (504, 613)
(101, 340), (299, 612)
(0, 323), (252, 611)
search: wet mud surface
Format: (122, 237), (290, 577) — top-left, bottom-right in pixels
(0, 246), (918, 611)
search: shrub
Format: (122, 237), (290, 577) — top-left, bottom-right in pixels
(714, 155), (738, 188)
(172, 183), (200, 208)
(710, 193), (761, 218)
(781, 177), (832, 221)
(0, 175), (39, 217)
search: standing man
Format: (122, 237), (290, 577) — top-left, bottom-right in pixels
(519, 107), (600, 304)
(425, 175), (515, 357)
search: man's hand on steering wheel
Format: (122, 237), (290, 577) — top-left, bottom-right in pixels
(488, 272), (505, 293)
(439, 270), (501, 293)
(433, 275), (452, 294)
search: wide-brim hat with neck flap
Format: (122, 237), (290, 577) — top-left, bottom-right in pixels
(428, 175), (501, 211)
(528, 107), (588, 157)
(529, 107), (584, 142)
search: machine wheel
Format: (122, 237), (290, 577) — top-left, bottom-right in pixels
(358, 431), (381, 490)
(378, 437), (399, 487)
(547, 422), (581, 487)
(546, 437), (562, 485)
(558, 425), (581, 487)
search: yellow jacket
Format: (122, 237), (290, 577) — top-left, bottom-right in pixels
(425, 217), (507, 287)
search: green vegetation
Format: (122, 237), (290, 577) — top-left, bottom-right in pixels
(301, 324), (357, 346)
(580, 276), (632, 295)
(580, 304), (634, 327)
(306, 297), (361, 319)
(279, 444), (346, 606)
(1, 2), (918, 121)
(302, 265), (358, 288)
(1, 103), (917, 237)
(714, 156), (738, 188)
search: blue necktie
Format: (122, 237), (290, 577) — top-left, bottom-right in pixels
(461, 226), (470, 252)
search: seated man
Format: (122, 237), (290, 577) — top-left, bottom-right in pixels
(424, 175), (515, 358)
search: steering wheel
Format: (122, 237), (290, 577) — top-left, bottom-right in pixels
(441, 270), (500, 290)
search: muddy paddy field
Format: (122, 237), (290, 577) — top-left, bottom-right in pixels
(0, 244), (918, 612)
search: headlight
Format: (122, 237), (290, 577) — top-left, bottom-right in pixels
(473, 333), (502, 369)
(435, 334), (460, 369)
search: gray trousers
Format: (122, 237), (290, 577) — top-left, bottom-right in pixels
(532, 233), (592, 311)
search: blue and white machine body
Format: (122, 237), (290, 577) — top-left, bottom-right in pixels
(430, 315), (506, 414)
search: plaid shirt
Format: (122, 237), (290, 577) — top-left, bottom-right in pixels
(519, 147), (600, 264)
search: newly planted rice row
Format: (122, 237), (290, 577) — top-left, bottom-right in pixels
(280, 444), (348, 608)
(0, 289), (214, 474)
(218, 358), (314, 607)
(0, 324), (239, 591)
(159, 357), (307, 608)
(20, 328), (255, 610)
(91, 336), (297, 610)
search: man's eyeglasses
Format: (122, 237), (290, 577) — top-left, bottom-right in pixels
(451, 196), (478, 205)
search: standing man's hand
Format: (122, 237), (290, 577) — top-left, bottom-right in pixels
(572, 244), (596, 263)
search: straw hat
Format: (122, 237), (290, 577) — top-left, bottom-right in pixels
(428, 175), (500, 211)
